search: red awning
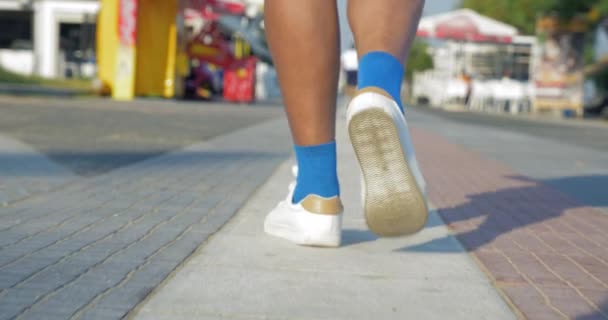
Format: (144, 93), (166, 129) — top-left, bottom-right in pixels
(417, 9), (517, 43)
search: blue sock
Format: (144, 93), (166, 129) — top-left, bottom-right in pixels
(357, 51), (405, 112)
(292, 141), (339, 204)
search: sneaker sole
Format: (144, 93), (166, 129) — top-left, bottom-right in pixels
(348, 102), (428, 237)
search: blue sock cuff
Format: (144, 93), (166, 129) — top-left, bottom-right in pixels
(293, 141), (339, 203)
(294, 141), (336, 159)
(357, 51), (405, 111)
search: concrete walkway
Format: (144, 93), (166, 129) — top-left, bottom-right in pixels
(132, 109), (516, 320)
(0, 117), (291, 320)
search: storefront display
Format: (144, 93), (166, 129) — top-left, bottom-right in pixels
(533, 16), (587, 116)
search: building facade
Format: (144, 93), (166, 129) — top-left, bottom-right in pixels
(0, 0), (99, 78)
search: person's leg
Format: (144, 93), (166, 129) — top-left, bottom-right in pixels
(348, 0), (424, 111)
(346, 0), (429, 236)
(264, 0), (340, 204)
(263, 0), (342, 247)
(265, 0), (340, 146)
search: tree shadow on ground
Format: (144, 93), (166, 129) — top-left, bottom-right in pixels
(398, 174), (608, 254)
(577, 297), (608, 320)
(395, 174), (608, 318)
(341, 229), (378, 246)
(0, 150), (284, 177)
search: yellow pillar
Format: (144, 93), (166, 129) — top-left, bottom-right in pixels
(96, 0), (119, 95)
(135, 0), (179, 98)
(97, 0), (180, 99)
(97, 0), (138, 100)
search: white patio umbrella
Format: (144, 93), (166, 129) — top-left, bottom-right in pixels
(417, 9), (518, 43)
(415, 9), (522, 108)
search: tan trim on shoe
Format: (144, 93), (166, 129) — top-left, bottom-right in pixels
(301, 195), (343, 216)
(354, 87), (393, 100)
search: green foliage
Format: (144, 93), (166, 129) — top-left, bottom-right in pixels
(0, 66), (92, 91)
(461, 0), (608, 92)
(462, 0), (608, 35)
(549, 1), (608, 22)
(592, 68), (608, 94)
(406, 40), (433, 80)
(0, 66), (36, 84)
(461, 0), (552, 34)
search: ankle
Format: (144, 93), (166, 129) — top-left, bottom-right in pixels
(293, 141), (339, 203)
(357, 51), (405, 112)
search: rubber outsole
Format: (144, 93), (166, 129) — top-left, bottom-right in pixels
(348, 108), (428, 237)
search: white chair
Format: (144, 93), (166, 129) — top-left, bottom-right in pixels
(468, 80), (491, 111)
(495, 79), (530, 114)
(445, 79), (468, 105)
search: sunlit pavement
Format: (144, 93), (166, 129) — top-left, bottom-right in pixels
(1, 95), (607, 319)
(132, 105), (516, 320)
(0, 97), (288, 319)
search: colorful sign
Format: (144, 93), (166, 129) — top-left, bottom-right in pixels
(533, 17), (586, 114)
(113, 0), (138, 100)
(118, 0), (137, 46)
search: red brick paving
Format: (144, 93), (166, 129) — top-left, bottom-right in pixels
(411, 127), (608, 320)
(503, 284), (566, 320)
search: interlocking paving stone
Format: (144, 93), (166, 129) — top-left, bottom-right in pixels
(407, 107), (608, 213)
(135, 105), (608, 320)
(4, 99), (606, 319)
(412, 126), (608, 320)
(0, 117), (291, 320)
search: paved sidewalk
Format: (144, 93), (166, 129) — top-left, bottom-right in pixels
(412, 131), (608, 319)
(408, 108), (608, 213)
(0, 96), (282, 176)
(0, 117), (291, 320)
(133, 110), (516, 320)
(407, 108), (608, 319)
(3, 96), (607, 319)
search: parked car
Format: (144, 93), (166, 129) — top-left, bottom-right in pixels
(585, 95), (608, 119)
(584, 80), (608, 119)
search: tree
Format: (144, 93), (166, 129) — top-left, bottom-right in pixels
(462, 0), (608, 35)
(461, 0), (553, 35)
(463, 0), (608, 88)
(405, 40), (433, 81)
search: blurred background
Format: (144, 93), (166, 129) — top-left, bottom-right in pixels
(0, 3), (607, 319)
(0, 0), (607, 118)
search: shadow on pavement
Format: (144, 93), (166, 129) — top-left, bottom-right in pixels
(398, 174), (608, 253)
(396, 174), (608, 318)
(544, 175), (608, 208)
(0, 148), (288, 319)
(341, 229), (378, 247)
(0, 150), (282, 177)
(577, 298), (608, 319)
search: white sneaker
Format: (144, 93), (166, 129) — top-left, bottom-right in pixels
(346, 87), (429, 237)
(264, 174), (343, 247)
